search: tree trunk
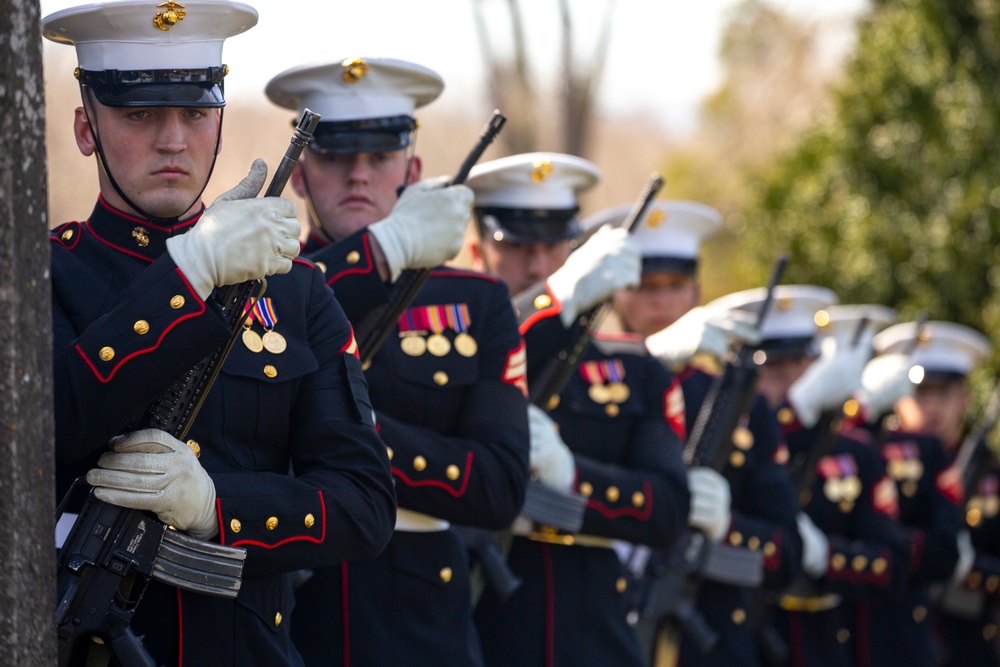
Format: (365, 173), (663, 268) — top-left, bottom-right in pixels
(0, 0), (58, 665)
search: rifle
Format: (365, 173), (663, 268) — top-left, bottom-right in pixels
(953, 379), (1000, 506)
(752, 315), (870, 666)
(788, 316), (871, 507)
(355, 110), (507, 367)
(633, 256), (788, 655)
(55, 109), (321, 667)
(522, 172), (665, 531)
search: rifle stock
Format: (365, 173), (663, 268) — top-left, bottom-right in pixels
(56, 110), (320, 666)
(635, 256), (788, 654)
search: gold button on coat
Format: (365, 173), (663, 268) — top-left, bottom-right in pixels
(912, 605), (927, 623)
(133, 320), (150, 335)
(413, 456), (427, 472)
(606, 486), (620, 502)
(872, 557), (888, 575)
(274, 612), (283, 627)
(61, 228), (74, 241)
(534, 294), (552, 309)
(764, 542), (777, 558)
(439, 567), (453, 583)
(304, 513), (315, 528)
(433, 371), (449, 385)
(831, 554), (846, 571)
(346, 251), (361, 265)
(837, 628), (851, 644)
(852, 555), (868, 572)
(186, 439), (200, 457)
(315, 261), (327, 274)
(266, 517), (278, 530)
(777, 407), (795, 425)
(616, 577), (628, 593)
(170, 295), (185, 309)
(446, 465), (460, 480)
(732, 608), (746, 624)
(748, 536), (761, 550)
(386, 446), (394, 461)
(99, 346), (115, 362)
(579, 482), (593, 497)
(631, 492), (645, 508)
(729, 451), (746, 468)
(230, 519), (242, 533)
(729, 531), (743, 547)
(264, 364), (278, 378)
(605, 404), (620, 417)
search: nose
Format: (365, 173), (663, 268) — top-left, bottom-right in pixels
(346, 154), (372, 183)
(155, 112), (186, 154)
(525, 243), (551, 282)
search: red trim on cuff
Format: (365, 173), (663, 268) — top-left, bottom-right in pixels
(391, 451), (475, 498)
(585, 480), (654, 520)
(227, 491), (328, 549)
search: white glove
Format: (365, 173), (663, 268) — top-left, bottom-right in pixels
(527, 405), (576, 492)
(547, 225), (640, 327)
(166, 159), (301, 300)
(87, 429), (218, 540)
(368, 177), (474, 281)
(687, 467), (732, 542)
(797, 512), (830, 578)
(646, 306), (760, 367)
(787, 337), (868, 428)
(952, 530), (976, 585)
(858, 353), (914, 418)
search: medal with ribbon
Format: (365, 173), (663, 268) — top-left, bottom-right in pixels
(580, 359), (629, 416)
(241, 299), (263, 353)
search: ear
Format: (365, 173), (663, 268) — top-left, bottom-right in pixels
(290, 161), (307, 198)
(215, 109), (223, 155)
(73, 107), (97, 157)
(467, 236), (484, 271)
(407, 154), (422, 184)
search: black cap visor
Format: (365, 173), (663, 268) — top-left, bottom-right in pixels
(642, 256), (698, 277)
(756, 336), (816, 362)
(79, 67), (227, 108)
(309, 116), (417, 155)
(477, 206), (581, 244)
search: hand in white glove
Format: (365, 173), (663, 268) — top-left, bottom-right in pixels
(797, 512), (830, 578)
(87, 429), (218, 540)
(687, 467), (732, 542)
(547, 225), (640, 327)
(646, 306), (760, 368)
(527, 405), (576, 492)
(787, 337), (868, 428)
(858, 353), (914, 419)
(368, 177), (474, 281)
(166, 159), (301, 300)
(952, 530), (976, 585)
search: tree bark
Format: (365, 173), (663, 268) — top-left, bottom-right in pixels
(0, 0), (58, 664)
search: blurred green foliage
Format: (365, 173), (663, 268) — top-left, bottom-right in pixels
(744, 0), (1000, 393)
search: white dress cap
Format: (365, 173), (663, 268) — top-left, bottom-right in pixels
(873, 321), (991, 378)
(815, 304), (897, 348)
(582, 199), (722, 269)
(42, 0), (257, 71)
(467, 152), (601, 210)
(708, 285), (838, 349)
(265, 58), (444, 122)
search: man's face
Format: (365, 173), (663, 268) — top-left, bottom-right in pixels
(291, 149), (417, 242)
(74, 102), (220, 220)
(757, 354), (815, 409)
(478, 237), (573, 297)
(896, 378), (970, 448)
(615, 271), (699, 338)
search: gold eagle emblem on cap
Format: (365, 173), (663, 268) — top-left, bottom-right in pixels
(646, 210), (666, 228)
(153, 1), (186, 31)
(531, 160), (554, 184)
(342, 58), (369, 84)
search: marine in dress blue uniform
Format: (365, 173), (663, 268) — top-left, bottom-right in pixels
(713, 289), (905, 667)
(265, 58), (530, 667)
(466, 154), (691, 667)
(44, 4), (395, 665)
(593, 200), (802, 667)
(873, 322), (994, 667)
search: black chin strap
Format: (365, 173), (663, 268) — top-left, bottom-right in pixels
(80, 86), (223, 225)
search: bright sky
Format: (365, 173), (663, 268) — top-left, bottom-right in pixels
(39, 0), (869, 133)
